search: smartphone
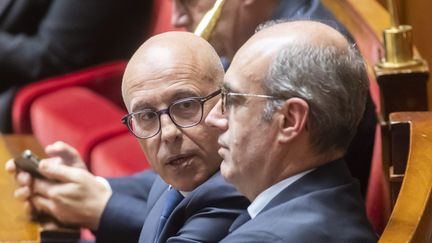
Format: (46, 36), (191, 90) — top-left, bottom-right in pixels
(14, 149), (46, 179)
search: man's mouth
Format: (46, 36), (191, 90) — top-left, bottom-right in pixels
(166, 154), (194, 168)
(218, 139), (228, 149)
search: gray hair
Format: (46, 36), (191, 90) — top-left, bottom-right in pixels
(262, 43), (369, 154)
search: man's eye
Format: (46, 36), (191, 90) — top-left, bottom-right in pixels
(225, 95), (236, 107)
(177, 100), (196, 110)
(138, 111), (157, 121)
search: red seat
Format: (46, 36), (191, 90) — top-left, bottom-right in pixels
(90, 132), (150, 177)
(13, 61), (127, 134)
(31, 87), (127, 163)
(12, 0), (179, 177)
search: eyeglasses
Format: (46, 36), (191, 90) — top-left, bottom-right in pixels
(221, 88), (282, 114)
(122, 90), (221, 139)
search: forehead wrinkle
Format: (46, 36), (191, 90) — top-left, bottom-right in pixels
(128, 74), (213, 113)
(125, 60), (213, 91)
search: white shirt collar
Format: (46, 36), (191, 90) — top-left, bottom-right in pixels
(168, 185), (189, 197)
(247, 169), (314, 219)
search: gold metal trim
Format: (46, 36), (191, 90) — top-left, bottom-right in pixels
(193, 0), (226, 40)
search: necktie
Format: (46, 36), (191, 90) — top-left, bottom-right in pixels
(229, 211), (251, 232)
(154, 188), (184, 243)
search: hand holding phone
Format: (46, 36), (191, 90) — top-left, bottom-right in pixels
(14, 149), (46, 179)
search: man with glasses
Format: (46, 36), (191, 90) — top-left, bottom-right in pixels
(172, 0), (377, 197)
(6, 31), (248, 243)
(206, 21), (378, 242)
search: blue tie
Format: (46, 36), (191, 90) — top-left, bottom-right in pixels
(154, 188), (184, 243)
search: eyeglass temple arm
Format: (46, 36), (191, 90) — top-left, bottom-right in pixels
(193, 0), (226, 40)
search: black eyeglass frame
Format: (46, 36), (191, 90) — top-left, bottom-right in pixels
(122, 89), (221, 139)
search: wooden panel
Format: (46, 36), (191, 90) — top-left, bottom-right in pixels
(0, 135), (40, 242)
(321, 0), (389, 116)
(377, 72), (429, 118)
(379, 112), (432, 242)
(402, 0), (432, 114)
(321, 0), (389, 66)
(379, 0), (432, 110)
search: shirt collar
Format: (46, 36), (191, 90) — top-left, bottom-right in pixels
(247, 169), (314, 219)
(168, 185), (190, 197)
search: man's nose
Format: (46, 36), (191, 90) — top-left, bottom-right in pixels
(205, 99), (228, 131)
(160, 114), (181, 143)
(171, 0), (190, 28)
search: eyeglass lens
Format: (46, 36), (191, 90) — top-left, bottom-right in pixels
(129, 98), (203, 138)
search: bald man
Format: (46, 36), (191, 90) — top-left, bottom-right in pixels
(206, 21), (378, 242)
(172, 0), (377, 196)
(6, 32), (248, 243)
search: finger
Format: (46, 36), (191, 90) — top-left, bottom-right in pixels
(5, 159), (16, 173)
(39, 157), (64, 167)
(45, 141), (80, 162)
(38, 161), (83, 183)
(14, 186), (31, 200)
(32, 178), (58, 198)
(45, 141), (87, 170)
(31, 195), (55, 216)
(16, 171), (32, 186)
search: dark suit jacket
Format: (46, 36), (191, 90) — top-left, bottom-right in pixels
(97, 170), (249, 243)
(96, 170), (157, 243)
(0, 0), (152, 132)
(0, 0), (151, 87)
(220, 159), (378, 243)
(270, 0), (377, 196)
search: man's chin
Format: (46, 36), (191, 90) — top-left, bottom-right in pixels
(220, 161), (234, 182)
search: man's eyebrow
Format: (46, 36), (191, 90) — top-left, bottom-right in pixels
(170, 90), (200, 101)
(131, 101), (154, 113)
(131, 90), (201, 112)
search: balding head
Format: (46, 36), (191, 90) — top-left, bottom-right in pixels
(122, 31), (223, 107)
(121, 31), (224, 192)
(238, 20), (367, 155)
(234, 21), (350, 72)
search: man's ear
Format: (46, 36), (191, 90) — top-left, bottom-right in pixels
(275, 98), (309, 143)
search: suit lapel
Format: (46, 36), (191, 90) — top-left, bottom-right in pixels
(156, 171), (222, 242)
(229, 211), (251, 232)
(260, 159), (351, 214)
(146, 177), (169, 212)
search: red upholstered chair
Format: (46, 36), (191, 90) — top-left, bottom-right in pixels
(11, 0), (179, 176)
(12, 0), (180, 134)
(29, 86), (150, 175)
(30, 87), (126, 162)
(12, 61), (127, 134)
(90, 133), (148, 177)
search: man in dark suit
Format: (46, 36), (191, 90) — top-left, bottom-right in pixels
(171, 0), (376, 196)
(206, 21), (378, 242)
(6, 32), (249, 243)
(0, 0), (152, 132)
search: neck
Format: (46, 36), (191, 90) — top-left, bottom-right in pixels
(244, 144), (344, 201)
